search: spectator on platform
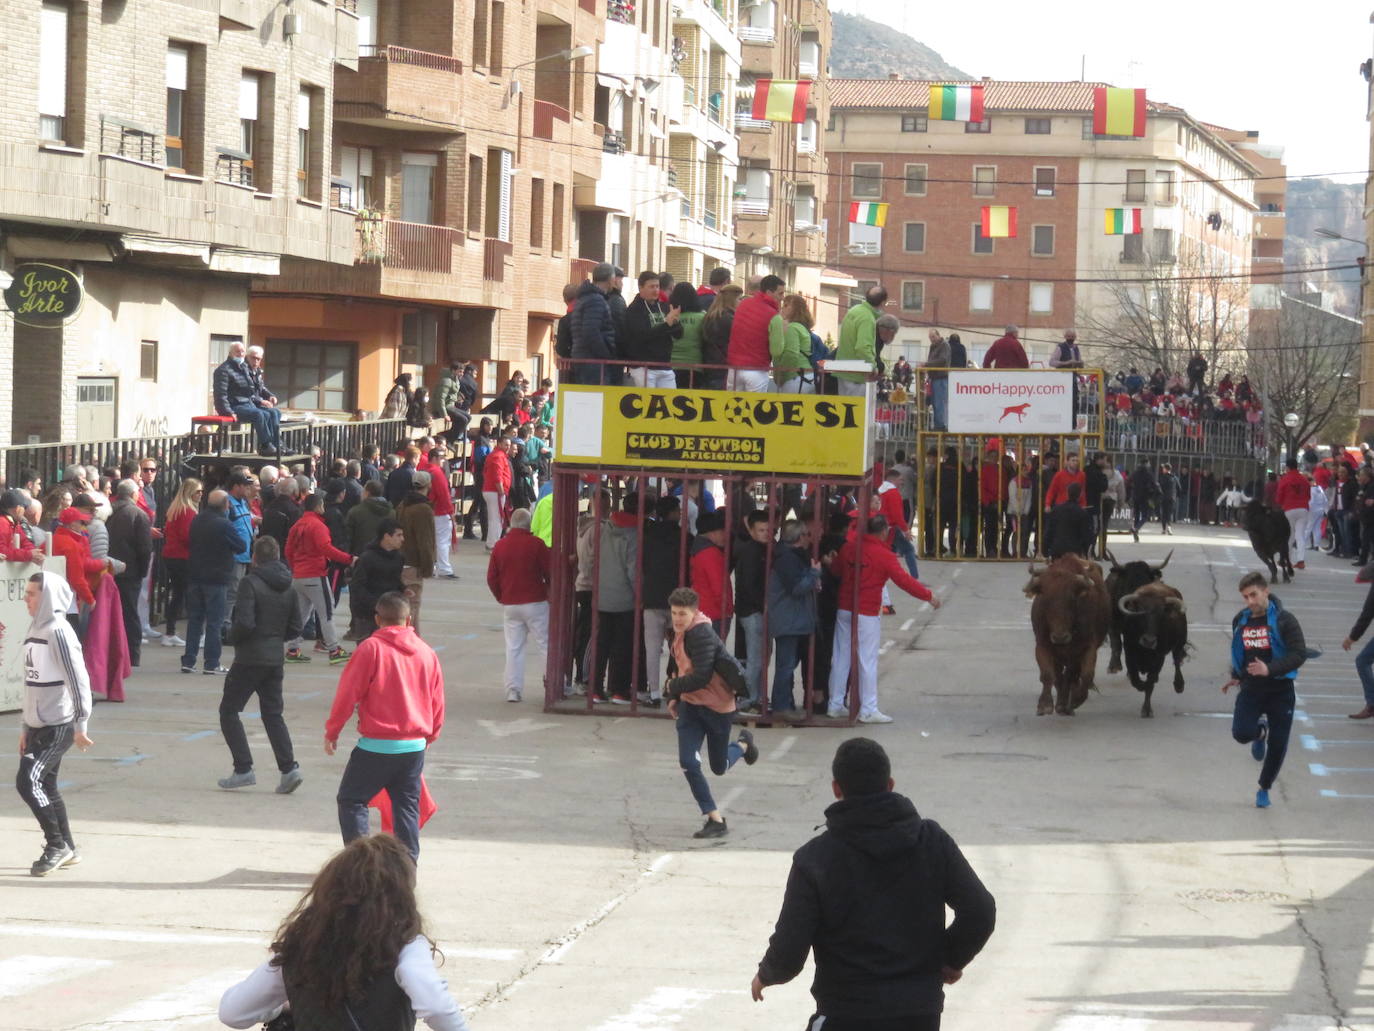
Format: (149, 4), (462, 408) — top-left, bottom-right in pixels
(698, 266), (731, 303)
(570, 263), (622, 386)
(775, 294), (815, 393)
(701, 284), (744, 390)
(923, 330), (952, 431)
(982, 325), (1029, 369)
(623, 271), (682, 388)
(486, 508), (551, 704)
(669, 283), (707, 390)
(381, 374), (412, 421)
(833, 286), (887, 396)
(213, 343), (282, 457)
(729, 275), (786, 393)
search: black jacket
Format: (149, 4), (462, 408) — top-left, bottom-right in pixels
(384, 464), (416, 508)
(701, 310), (733, 366)
(570, 280), (616, 360)
(1085, 465), (1108, 507)
(229, 560), (302, 666)
(758, 792), (995, 1019)
(1044, 501), (1093, 559)
(458, 372), (479, 409)
(733, 537), (768, 619)
(261, 494), (303, 553)
(188, 508), (241, 585)
(212, 357), (268, 415)
(947, 338), (968, 369)
(1159, 472), (1180, 501)
(640, 520), (682, 609)
(350, 542), (405, 622)
(622, 296), (682, 364)
(606, 288), (628, 349)
(106, 499), (152, 581)
(664, 622), (725, 699)
(1352, 581), (1374, 641)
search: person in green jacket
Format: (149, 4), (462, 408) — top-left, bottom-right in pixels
(832, 285), (887, 396)
(668, 282), (706, 389)
(773, 294), (815, 393)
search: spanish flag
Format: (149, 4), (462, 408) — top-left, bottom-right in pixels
(848, 202), (889, 227)
(1104, 208), (1143, 235)
(928, 84), (984, 122)
(1092, 87), (1147, 137)
(751, 79), (812, 123)
(981, 206), (1017, 238)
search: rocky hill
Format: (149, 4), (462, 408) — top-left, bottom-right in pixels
(829, 11), (970, 81)
(1284, 178), (1363, 316)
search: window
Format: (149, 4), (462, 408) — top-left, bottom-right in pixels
(798, 37), (821, 76)
(166, 45), (188, 170)
(357, 0), (378, 52)
(851, 162), (882, 198)
(1029, 283), (1053, 314)
(38, 1), (69, 142)
(901, 115), (927, 133)
(972, 222), (993, 255)
(1033, 167), (1056, 197)
(969, 282), (993, 312)
(973, 165), (996, 197)
(798, 116), (818, 154)
(240, 72), (263, 188)
(139, 340), (158, 381)
(529, 177), (545, 248)
(1152, 227), (1174, 261)
(472, 0), (489, 68)
(965, 119), (991, 134)
(401, 151), (438, 224)
(1155, 170), (1176, 204)
(489, 1), (506, 75)
(269, 340), (357, 413)
(1121, 234), (1144, 262)
(1125, 168), (1147, 203)
(1031, 225), (1054, 256)
(903, 222), (926, 253)
(551, 182), (565, 252)
(792, 185), (817, 228)
(904, 163), (927, 196)
(337, 144), (376, 209)
(466, 154), (483, 233)
(901, 281), (924, 312)
(484, 147), (513, 242)
(1024, 117), (1051, 135)
(297, 86), (322, 199)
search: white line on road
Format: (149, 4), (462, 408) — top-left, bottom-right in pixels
(0, 955), (111, 999)
(879, 639), (895, 655)
(591, 987), (734, 1030)
(768, 735), (798, 762)
(900, 618), (915, 631)
(1053, 1015), (1151, 1031)
(717, 785), (746, 813)
(83, 970), (241, 1030)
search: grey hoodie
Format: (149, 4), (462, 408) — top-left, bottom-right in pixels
(22, 571), (92, 733)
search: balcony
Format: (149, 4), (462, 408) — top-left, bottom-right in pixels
(1255, 209), (1285, 241)
(357, 218), (461, 273)
(735, 111), (771, 131)
(335, 45), (464, 131)
(484, 238), (513, 283)
(735, 198), (769, 217)
(533, 99), (571, 141)
(798, 60), (819, 76)
(738, 26), (775, 43)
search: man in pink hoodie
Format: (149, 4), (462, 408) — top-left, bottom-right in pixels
(325, 591), (445, 862)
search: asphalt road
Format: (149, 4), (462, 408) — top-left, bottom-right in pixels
(1, 523), (1371, 1031)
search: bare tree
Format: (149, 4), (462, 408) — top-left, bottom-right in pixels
(1078, 244), (1251, 381)
(1249, 295), (1361, 455)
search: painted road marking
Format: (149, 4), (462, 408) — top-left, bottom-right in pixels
(717, 785), (746, 813)
(879, 639), (895, 656)
(768, 735), (798, 762)
(900, 618), (915, 631)
(591, 987), (734, 1031)
(82, 970), (241, 1030)
(1311, 764), (1374, 776)
(0, 955), (111, 999)
(476, 718), (560, 738)
(1321, 789), (1374, 799)
(1053, 1015), (1151, 1031)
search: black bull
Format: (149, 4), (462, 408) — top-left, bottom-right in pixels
(1242, 499), (1294, 584)
(1105, 550), (1189, 717)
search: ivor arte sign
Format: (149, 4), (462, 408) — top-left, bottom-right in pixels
(3, 263), (84, 328)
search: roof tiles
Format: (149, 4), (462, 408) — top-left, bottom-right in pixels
(828, 78), (1184, 116)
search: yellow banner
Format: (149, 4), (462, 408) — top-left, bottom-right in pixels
(555, 385), (870, 477)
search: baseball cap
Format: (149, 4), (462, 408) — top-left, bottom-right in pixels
(228, 471), (255, 487)
(60, 507), (90, 524)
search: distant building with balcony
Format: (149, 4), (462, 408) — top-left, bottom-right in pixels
(0, 0), (351, 443)
(253, 0), (604, 414)
(826, 78), (1260, 367)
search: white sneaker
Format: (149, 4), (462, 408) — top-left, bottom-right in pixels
(506, 687), (521, 703)
(858, 711), (894, 724)
(161, 635), (186, 647)
(142, 627), (162, 640)
(825, 708), (847, 720)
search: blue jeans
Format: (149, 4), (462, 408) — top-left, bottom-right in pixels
(181, 581), (228, 671)
(231, 403), (281, 450)
(930, 377), (948, 431)
(1231, 682), (1295, 790)
(1356, 638), (1374, 707)
(739, 612), (765, 705)
(336, 746), (425, 861)
(771, 635), (807, 712)
(893, 530), (919, 579)
(676, 702), (743, 814)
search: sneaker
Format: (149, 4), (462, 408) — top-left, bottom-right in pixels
(591, 692), (609, 704)
(641, 697), (662, 710)
(180, 664), (196, 674)
(59, 846), (81, 868)
(314, 641), (329, 653)
(609, 694), (632, 705)
(205, 666), (229, 676)
(440, 573), (460, 580)
(1132, 528), (1140, 543)
(825, 708), (848, 720)
(692, 817), (728, 839)
(1256, 788), (1271, 808)
(506, 687), (522, 703)
(217, 770), (256, 790)
(285, 649), (311, 663)
(30, 844), (74, 877)
(881, 605), (897, 615)
(1251, 719), (1268, 762)
(858, 711), (895, 724)
(161, 635), (185, 648)
(738, 729), (759, 766)
(142, 627), (162, 640)
(328, 647), (350, 665)
(275, 768), (303, 795)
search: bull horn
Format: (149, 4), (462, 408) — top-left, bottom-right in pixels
(1164, 597), (1187, 613)
(1103, 547), (1122, 571)
(1150, 550), (1174, 574)
(1118, 592), (1142, 615)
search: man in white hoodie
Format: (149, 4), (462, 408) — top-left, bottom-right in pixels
(17, 572), (94, 876)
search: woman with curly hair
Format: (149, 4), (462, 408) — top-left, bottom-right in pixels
(219, 835), (469, 1030)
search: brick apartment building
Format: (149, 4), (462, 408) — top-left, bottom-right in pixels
(0, 0), (348, 444)
(826, 78), (1260, 368)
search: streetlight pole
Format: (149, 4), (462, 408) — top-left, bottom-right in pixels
(1284, 411), (1300, 463)
(505, 46), (594, 163)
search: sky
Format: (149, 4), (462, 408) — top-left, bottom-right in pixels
(830, 0), (1371, 183)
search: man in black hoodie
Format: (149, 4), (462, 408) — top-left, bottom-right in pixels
(753, 738), (995, 1029)
(622, 270), (682, 388)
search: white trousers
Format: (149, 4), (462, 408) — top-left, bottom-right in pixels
(642, 608), (670, 694)
(1308, 508), (1326, 550)
(828, 610), (881, 717)
(503, 601), (550, 696)
(434, 514), (453, 575)
(729, 368), (773, 393)
(137, 566), (153, 633)
(630, 368), (677, 389)
(483, 490), (505, 544)
(1285, 508), (1310, 563)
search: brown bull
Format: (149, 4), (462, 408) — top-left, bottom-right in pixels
(1025, 554), (1111, 716)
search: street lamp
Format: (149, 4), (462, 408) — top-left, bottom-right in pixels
(1284, 411), (1300, 462)
(1315, 227), (1368, 251)
(504, 46), (595, 108)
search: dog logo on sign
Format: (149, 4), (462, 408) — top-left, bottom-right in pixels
(999, 403), (1031, 423)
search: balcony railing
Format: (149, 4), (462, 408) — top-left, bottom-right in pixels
(735, 198), (769, 216)
(484, 237), (513, 282)
(336, 0), (357, 11)
(603, 132), (626, 154)
(798, 135), (816, 154)
(738, 25), (775, 43)
(214, 147), (253, 188)
(707, 92), (724, 125)
(735, 112), (771, 131)
(355, 217), (460, 273)
(571, 257), (598, 282)
(360, 44), (463, 74)
(704, 206), (718, 231)
(533, 99), (570, 141)
(100, 116), (161, 165)
(798, 61), (819, 76)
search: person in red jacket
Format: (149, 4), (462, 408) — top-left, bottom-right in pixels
(981, 325), (1029, 369)
(0, 489), (43, 564)
(1276, 457), (1313, 569)
(325, 591), (444, 863)
(690, 510), (732, 637)
(160, 477), (200, 647)
(52, 508), (109, 616)
(419, 446), (457, 579)
(1044, 451), (1088, 510)
(482, 436), (514, 551)
(826, 515), (940, 724)
(727, 275), (786, 393)
(284, 493), (354, 664)
(486, 508), (551, 703)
